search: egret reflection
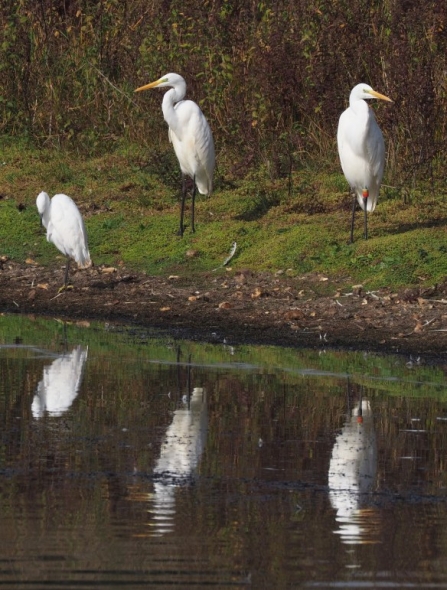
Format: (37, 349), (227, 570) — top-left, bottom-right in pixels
(149, 386), (208, 536)
(32, 346), (88, 418)
(328, 395), (379, 545)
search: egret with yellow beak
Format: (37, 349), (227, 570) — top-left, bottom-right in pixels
(337, 83), (393, 242)
(135, 73), (215, 237)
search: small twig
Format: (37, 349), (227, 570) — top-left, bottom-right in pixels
(90, 63), (140, 108)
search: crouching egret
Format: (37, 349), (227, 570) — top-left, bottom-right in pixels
(36, 191), (92, 290)
(337, 83), (393, 242)
(135, 72), (215, 237)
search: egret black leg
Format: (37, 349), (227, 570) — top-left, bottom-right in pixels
(362, 190), (369, 240)
(191, 176), (196, 233)
(57, 256), (72, 293)
(64, 256), (71, 287)
(364, 204), (368, 240)
(350, 190), (356, 244)
(179, 174), (187, 237)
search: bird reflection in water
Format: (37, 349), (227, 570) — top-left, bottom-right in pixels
(328, 391), (380, 545)
(31, 346), (88, 418)
(148, 385), (208, 536)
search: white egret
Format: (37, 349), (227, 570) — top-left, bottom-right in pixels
(32, 346), (88, 418)
(328, 396), (378, 545)
(135, 72), (215, 237)
(151, 387), (208, 536)
(36, 191), (92, 289)
(337, 83), (393, 242)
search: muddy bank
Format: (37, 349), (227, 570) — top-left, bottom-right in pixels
(1, 259), (447, 360)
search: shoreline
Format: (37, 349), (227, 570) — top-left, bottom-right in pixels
(1, 260), (447, 361)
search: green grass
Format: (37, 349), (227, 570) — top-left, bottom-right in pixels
(1, 137), (447, 294)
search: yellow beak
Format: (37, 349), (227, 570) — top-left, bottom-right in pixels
(134, 78), (165, 93)
(366, 88), (393, 103)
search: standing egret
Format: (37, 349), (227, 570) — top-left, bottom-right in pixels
(135, 73), (215, 237)
(337, 83), (393, 242)
(32, 346), (88, 418)
(328, 395), (377, 544)
(151, 387), (208, 536)
(36, 191), (92, 290)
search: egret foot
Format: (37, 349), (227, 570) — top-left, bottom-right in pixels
(57, 284), (73, 294)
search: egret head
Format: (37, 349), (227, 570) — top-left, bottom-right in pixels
(36, 191), (50, 215)
(135, 73), (185, 93)
(350, 83), (393, 104)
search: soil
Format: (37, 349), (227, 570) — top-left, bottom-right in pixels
(2, 258), (447, 361)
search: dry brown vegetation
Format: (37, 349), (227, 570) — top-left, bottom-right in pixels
(1, 0), (446, 186)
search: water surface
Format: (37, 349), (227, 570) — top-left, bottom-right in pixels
(1, 314), (447, 588)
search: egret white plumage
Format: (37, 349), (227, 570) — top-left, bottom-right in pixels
(337, 83), (393, 242)
(151, 386), (208, 536)
(32, 346), (88, 418)
(328, 397), (377, 544)
(135, 72), (215, 237)
(36, 191), (91, 290)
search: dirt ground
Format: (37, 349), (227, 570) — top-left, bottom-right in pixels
(2, 258), (447, 360)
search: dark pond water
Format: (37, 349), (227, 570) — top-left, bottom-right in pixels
(1, 314), (447, 589)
